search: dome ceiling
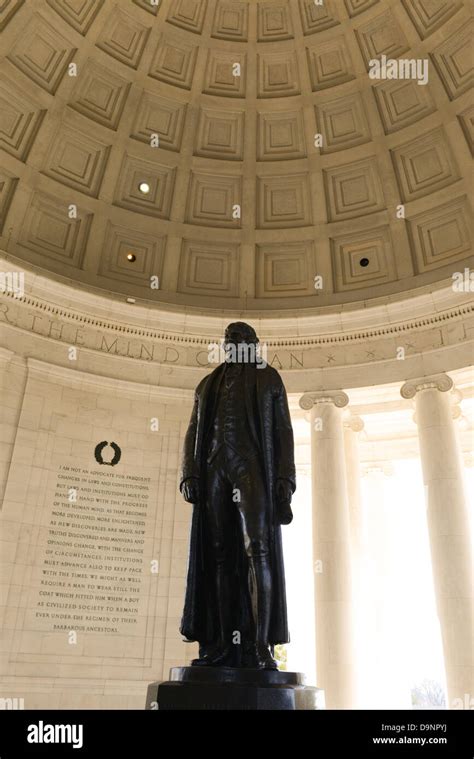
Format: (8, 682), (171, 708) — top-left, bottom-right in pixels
(0, 0), (472, 313)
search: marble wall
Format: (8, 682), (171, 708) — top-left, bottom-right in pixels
(0, 356), (197, 708)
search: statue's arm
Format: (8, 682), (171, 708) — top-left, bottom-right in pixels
(180, 392), (200, 491)
(273, 380), (296, 492)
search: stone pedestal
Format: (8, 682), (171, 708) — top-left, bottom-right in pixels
(147, 667), (323, 710)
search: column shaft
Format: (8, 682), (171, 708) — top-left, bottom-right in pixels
(403, 376), (473, 706)
(302, 392), (356, 708)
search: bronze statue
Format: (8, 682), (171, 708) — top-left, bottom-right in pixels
(179, 322), (295, 670)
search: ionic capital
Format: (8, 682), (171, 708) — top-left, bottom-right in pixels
(343, 414), (365, 433)
(400, 373), (453, 400)
(361, 461), (394, 478)
(299, 390), (349, 410)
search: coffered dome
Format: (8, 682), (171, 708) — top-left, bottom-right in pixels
(0, 0), (472, 313)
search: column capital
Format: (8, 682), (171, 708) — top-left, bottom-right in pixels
(361, 461), (394, 478)
(464, 452), (474, 468)
(400, 373), (453, 400)
(299, 390), (349, 410)
(343, 414), (365, 433)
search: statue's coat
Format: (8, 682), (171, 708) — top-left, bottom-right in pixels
(180, 362), (296, 645)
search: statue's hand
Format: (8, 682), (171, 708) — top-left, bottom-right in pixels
(276, 479), (293, 525)
(181, 477), (200, 505)
(276, 479), (293, 504)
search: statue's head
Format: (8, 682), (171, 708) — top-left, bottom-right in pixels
(224, 322), (259, 347)
(223, 322), (259, 364)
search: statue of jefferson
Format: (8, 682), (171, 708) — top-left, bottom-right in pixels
(179, 322), (296, 670)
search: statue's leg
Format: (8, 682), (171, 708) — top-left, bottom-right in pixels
(193, 456), (234, 667)
(236, 460), (277, 670)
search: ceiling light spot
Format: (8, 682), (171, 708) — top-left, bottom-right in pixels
(138, 182), (150, 194)
(127, 253), (136, 262)
(359, 258), (370, 267)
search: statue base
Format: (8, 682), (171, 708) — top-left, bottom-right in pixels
(146, 666), (324, 710)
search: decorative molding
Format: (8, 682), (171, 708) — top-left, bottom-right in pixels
(203, 50), (246, 98)
(68, 60), (131, 131)
(149, 35), (198, 90)
(194, 107), (244, 161)
(166, 0), (208, 35)
(212, 1), (248, 41)
(391, 127), (460, 202)
(331, 226), (397, 292)
(130, 91), (187, 153)
(0, 171), (18, 235)
(324, 157), (386, 222)
(47, 0), (104, 35)
(133, 0), (160, 15)
(430, 21), (473, 100)
(98, 223), (166, 287)
(407, 196), (471, 274)
(178, 239), (240, 297)
(16, 191), (92, 268)
(96, 7), (150, 69)
(258, 3), (294, 42)
(315, 92), (371, 153)
(0, 77), (46, 161)
(257, 51), (300, 99)
(7, 13), (77, 94)
(355, 9), (409, 68)
(372, 78), (436, 135)
(0, 265), (472, 392)
(0, 0), (25, 32)
(306, 38), (355, 91)
(298, 0), (340, 35)
(255, 241), (316, 297)
(41, 123), (111, 198)
(344, 0), (379, 18)
(257, 110), (306, 161)
(402, 0), (462, 40)
(257, 174), (312, 229)
(186, 172), (242, 228)
(0, 264), (472, 350)
(113, 154), (176, 219)
(458, 105), (474, 157)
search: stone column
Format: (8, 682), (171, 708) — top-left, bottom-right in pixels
(343, 415), (365, 562)
(401, 374), (473, 706)
(300, 390), (356, 709)
(343, 415), (365, 706)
